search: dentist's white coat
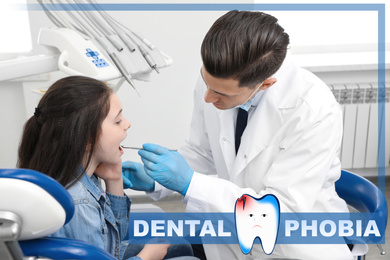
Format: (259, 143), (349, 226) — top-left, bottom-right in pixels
(151, 54), (354, 259)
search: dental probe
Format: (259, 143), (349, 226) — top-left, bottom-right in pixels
(121, 146), (177, 151)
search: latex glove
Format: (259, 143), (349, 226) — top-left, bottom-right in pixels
(138, 143), (194, 196)
(122, 161), (155, 191)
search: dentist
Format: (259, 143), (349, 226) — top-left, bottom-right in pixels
(123, 11), (354, 260)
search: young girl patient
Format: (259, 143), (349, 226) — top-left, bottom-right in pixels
(17, 76), (195, 260)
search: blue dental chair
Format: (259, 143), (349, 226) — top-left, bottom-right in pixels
(1, 168), (387, 259)
(335, 169), (388, 259)
(0, 168), (116, 260)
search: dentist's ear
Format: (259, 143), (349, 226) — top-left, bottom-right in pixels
(260, 78), (277, 90)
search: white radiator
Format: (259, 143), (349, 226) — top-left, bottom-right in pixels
(329, 83), (390, 169)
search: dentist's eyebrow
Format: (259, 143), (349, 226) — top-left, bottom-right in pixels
(211, 89), (228, 96)
(201, 68), (240, 97)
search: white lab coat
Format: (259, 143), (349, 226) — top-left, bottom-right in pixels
(150, 54), (354, 259)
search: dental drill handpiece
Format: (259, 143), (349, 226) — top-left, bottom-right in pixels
(108, 52), (140, 97)
(139, 45), (160, 74)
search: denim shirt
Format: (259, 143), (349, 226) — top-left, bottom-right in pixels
(50, 172), (136, 259)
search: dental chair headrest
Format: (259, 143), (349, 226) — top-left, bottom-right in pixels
(0, 168), (75, 240)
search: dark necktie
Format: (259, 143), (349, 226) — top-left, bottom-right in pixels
(235, 108), (248, 154)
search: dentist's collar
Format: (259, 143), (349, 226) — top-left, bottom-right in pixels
(239, 90), (264, 111)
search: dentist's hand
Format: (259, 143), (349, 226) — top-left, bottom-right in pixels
(122, 161), (155, 191)
(138, 143), (194, 196)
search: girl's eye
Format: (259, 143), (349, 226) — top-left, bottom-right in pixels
(116, 120), (122, 125)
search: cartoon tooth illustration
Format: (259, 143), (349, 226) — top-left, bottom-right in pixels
(234, 194), (280, 255)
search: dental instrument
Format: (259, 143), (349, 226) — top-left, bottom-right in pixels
(121, 145), (177, 152)
(36, 0), (172, 94)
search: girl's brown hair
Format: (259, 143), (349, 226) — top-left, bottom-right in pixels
(18, 76), (113, 188)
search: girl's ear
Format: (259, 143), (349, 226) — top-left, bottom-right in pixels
(260, 78), (277, 90)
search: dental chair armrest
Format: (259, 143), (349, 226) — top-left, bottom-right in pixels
(20, 237), (116, 260)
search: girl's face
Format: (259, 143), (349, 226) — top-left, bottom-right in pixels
(93, 93), (131, 166)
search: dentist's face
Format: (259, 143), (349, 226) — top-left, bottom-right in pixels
(201, 67), (256, 110)
(201, 67), (276, 110)
(201, 67), (261, 110)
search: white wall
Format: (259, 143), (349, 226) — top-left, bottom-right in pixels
(255, 0), (388, 46)
(112, 9), (229, 162)
(0, 0), (387, 167)
(0, 82), (26, 167)
(0, 0), (251, 167)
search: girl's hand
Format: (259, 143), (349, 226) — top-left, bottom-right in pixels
(95, 161), (124, 196)
(137, 242), (170, 260)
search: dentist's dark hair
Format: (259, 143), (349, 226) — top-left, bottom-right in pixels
(201, 10), (290, 88)
(18, 76), (113, 188)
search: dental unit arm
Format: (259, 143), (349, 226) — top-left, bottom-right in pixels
(36, 0), (173, 94)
